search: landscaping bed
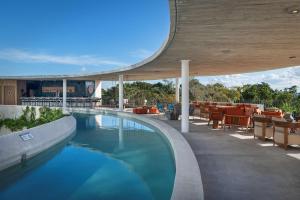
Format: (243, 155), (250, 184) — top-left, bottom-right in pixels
(0, 106), (64, 134)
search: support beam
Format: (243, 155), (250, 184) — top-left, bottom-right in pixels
(181, 60), (190, 133)
(175, 77), (180, 103)
(118, 75), (124, 111)
(62, 79), (67, 112)
(95, 80), (102, 106)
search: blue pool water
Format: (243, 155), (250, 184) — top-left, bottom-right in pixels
(0, 113), (175, 200)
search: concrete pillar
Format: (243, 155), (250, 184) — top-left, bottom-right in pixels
(175, 77), (180, 103)
(181, 60), (190, 133)
(95, 80), (102, 105)
(118, 118), (124, 149)
(118, 75), (124, 111)
(62, 79), (67, 111)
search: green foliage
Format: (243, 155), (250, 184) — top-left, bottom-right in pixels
(103, 80), (176, 106)
(292, 96), (300, 114)
(37, 107), (63, 125)
(102, 79), (300, 114)
(2, 118), (25, 132)
(0, 106), (64, 132)
(240, 82), (274, 106)
(30, 107), (36, 122)
(190, 79), (240, 102)
(237, 82), (300, 112)
(281, 102), (295, 113)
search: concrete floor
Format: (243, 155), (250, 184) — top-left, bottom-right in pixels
(162, 118), (300, 200)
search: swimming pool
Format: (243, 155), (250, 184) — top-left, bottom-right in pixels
(0, 113), (175, 200)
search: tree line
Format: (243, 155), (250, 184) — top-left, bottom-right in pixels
(102, 79), (300, 114)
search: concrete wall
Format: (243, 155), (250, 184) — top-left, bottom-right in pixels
(0, 115), (76, 171)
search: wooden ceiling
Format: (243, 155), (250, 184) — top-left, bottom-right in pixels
(2, 0), (300, 81)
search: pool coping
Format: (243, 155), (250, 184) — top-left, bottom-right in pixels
(0, 115), (76, 171)
(67, 108), (204, 200)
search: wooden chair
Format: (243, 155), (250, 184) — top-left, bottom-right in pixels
(253, 115), (273, 141)
(199, 104), (210, 119)
(224, 107), (251, 131)
(262, 111), (283, 118)
(272, 118), (300, 149)
(208, 107), (225, 128)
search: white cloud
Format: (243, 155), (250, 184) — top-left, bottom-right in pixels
(199, 66), (300, 90)
(0, 48), (128, 67)
(129, 49), (153, 59)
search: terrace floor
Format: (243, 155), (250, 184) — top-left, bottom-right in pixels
(154, 116), (300, 200)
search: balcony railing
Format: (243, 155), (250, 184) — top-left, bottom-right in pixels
(20, 97), (101, 108)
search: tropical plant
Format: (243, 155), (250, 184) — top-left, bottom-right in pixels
(281, 102), (296, 113)
(0, 106), (64, 132)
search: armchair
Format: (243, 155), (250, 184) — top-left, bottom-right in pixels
(272, 118), (300, 149)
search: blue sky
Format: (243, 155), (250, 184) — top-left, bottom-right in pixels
(0, 0), (169, 75)
(0, 0), (299, 90)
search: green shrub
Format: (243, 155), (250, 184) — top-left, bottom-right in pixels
(2, 118), (24, 132)
(0, 106), (64, 132)
(281, 102), (295, 113)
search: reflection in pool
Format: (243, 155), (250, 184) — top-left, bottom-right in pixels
(0, 113), (175, 200)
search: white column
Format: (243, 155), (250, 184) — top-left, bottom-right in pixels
(181, 60), (190, 133)
(95, 80), (102, 105)
(118, 75), (124, 111)
(118, 118), (124, 149)
(62, 79), (67, 112)
(175, 77), (180, 103)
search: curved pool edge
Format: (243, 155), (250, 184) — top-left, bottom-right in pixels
(67, 108), (204, 200)
(0, 116), (76, 171)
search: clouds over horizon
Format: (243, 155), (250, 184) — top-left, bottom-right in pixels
(1, 48), (300, 91)
(199, 66), (300, 90)
(0, 48), (128, 67)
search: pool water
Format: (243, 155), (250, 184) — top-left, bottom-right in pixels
(0, 113), (175, 200)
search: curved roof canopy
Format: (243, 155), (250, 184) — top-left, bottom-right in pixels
(2, 0), (300, 81)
